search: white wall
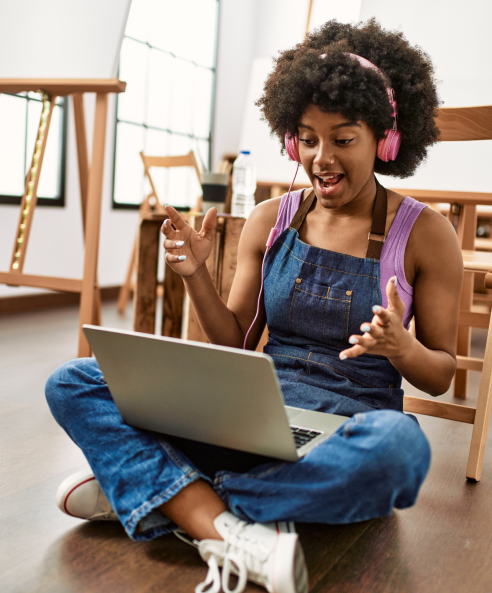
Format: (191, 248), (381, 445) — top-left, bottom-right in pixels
(360, 0), (492, 193)
(211, 0), (259, 167)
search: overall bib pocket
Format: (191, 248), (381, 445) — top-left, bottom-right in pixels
(289, 277), (352, 344)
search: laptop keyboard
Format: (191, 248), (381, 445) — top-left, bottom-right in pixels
(290, 426), (322, 449)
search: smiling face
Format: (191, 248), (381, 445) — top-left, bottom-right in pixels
(298, 104), (379, 210)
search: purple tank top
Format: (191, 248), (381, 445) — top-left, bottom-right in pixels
(275, 189), (427, 328)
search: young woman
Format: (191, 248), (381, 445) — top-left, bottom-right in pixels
(46, 19), (463, 593)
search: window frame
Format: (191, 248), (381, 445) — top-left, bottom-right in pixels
(111, 0), (220, 210)
(0, 93), (68, 207)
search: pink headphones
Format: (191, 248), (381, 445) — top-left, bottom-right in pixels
(285, 52), (401, 163)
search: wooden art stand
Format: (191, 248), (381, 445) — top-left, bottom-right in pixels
(0, 79), (126, 357)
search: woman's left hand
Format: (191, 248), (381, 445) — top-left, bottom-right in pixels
(339, 276), (412, 361)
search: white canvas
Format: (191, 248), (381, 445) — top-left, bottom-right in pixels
(0, 0), (132, 79)
(239, 58), (311, 185)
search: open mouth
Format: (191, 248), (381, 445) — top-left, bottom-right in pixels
(315, 174), (344, 194)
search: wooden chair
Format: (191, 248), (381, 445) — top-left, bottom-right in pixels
(116, 150), (202, 314)
(393, 104), (492, 480)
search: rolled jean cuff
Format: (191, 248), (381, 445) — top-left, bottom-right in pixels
(125, 468), (212, 541)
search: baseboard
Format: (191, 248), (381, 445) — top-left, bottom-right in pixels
(0, 285), (122, 315)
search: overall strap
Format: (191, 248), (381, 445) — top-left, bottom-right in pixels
(290, 189), (316, 231)
(366, 179), (388, 260)
(288, 180), (388, 260)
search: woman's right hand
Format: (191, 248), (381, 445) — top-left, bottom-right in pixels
(161, 205), (217, 278)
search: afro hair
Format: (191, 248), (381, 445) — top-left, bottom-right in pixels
(256, 18), (441, 178)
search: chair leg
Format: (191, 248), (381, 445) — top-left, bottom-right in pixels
(466, 310), (492, 481)
(455, 272), (474, 398)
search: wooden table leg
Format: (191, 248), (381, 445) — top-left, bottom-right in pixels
(133, 219), (162, 334)
(77, 93), (108, 358)
(162, 263), (185, 338)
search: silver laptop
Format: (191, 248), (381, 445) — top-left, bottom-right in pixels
(83, 325), (348, 462)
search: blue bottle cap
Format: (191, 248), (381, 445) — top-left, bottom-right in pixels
(240, 150), (250, 155)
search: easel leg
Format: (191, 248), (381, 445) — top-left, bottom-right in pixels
(78, 93), (108, 357)
(74, 92), (102, 339)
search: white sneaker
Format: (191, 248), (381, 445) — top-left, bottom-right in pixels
(55, 469), (118, 521)
(176, 511), (308, 593)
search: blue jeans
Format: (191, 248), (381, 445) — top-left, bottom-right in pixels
(45, 358), (431, 542)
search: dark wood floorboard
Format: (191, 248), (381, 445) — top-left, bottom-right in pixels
(1, 304), (492, 592)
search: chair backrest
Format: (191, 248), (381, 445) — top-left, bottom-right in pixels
(389, 104), (492, 248)
(435, 105), (492, 141)
(139, 150), (202, 212)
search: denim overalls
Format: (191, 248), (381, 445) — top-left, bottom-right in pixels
(46, 184), (430, 541)
(263, 187), (403, 417)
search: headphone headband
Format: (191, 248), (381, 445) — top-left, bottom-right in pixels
(285, 52), (401, 163)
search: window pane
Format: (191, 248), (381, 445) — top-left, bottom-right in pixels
(144, 128), (171, 203)
(181, 0), (217, 68)
(167, 134), (201, 209)
(118, 38), (149, 124)
(192, 67), (213, 139)
(196, 139), (210, 173)
(147, 50), (173, 130)
(149, 0), (217, 67)
(126, 0), (151, 41)
(31, 103), (63, 199)
(114, 123), (145, 205)
(114, 0), (216, 208)
(0, 95), (26, 196)
(169, 59), (195, 135)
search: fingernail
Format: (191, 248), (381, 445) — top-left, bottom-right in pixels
(372, 305), (382, 314)
(163, 219), (169, 226)
(361, 324), (371, 332)
(393, 276), (397, 286)
(349, 336), (359, 344)
(340, 353), (347, 360)
(178, 255), (187, 261)
(176, 241), (185, 247)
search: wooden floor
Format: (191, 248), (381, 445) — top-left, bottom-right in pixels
(1, 303), (492, 592)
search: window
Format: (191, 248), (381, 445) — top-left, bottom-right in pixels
(113, 0), (219, 210)
(0, 93), (67, 206)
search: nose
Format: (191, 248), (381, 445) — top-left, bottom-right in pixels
(313, 142), (336, 168)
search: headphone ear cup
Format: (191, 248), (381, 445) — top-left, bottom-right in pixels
(285, 134), (301, 163)
(377, 129), (402, 162)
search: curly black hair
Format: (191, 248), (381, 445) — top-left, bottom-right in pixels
(256, 19), (441, 178)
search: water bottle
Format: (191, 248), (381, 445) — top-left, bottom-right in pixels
(231, 151), (257, 218)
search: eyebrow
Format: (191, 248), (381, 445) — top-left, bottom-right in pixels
(298, 122), (362, 131)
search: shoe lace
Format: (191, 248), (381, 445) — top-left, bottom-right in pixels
(195, 520), (270, 593)
(195, 554), (222, 593)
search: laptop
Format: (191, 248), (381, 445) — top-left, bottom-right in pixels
(83, 325), (348, 462)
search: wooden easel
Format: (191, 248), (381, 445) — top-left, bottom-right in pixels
(0, 78), (126, 357)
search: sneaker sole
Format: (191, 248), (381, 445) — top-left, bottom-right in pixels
(55, 468), (98, 519)
(271, 529), (308, 593)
